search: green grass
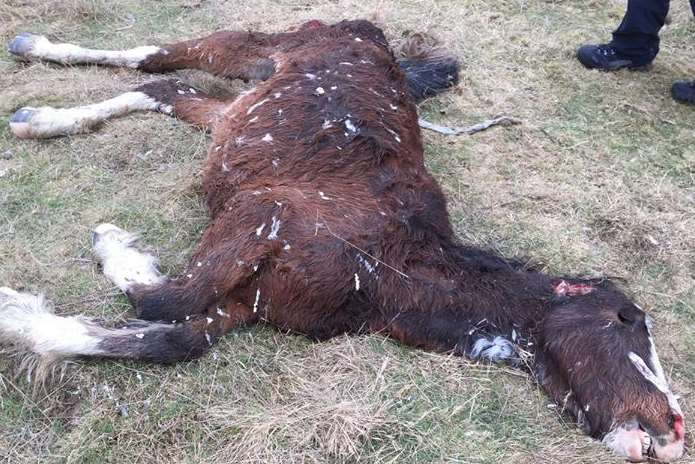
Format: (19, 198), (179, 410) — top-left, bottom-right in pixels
(1, 0), (694, 463)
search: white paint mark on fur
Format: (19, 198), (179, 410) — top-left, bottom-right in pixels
(278, 109), (284, 117)
(356, 255), (375, 273)
(390, 104), (398, 111)
(345, 119), (357, 133)
(262, 133), (274, 143)
(322, 119), (333, 129)
(135, 333), (145, 339)
(314, 87), (325, 96)
(253, 289), (261, 313)
(11, 92), (161, 139)
(318, 191), (331, 200)
(189, 88), (196, 94)
(267, 216), (281, 240)
(330, 85), (337, 90)
(205, 332), (213, 346)
(272, 158), (279, 168)
(92, 223), (165, 293)
(354, 273), (361, 290)
(305, 73), (317, 80)
(339, 62), (354, 66)
(216, 307), (230, 318)
(177, 89), (185, 95)
(256, 223), (266, 236)
(354, 37), (363, 42)
(274, 92), (282, 99)
(470, 336), (515, 362)
(387, 128), (401, 143)
(283, 243), (291, 250)
(249, 116), (259, 123)
(246, 98), (269, 115)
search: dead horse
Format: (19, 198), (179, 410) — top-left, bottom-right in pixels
(0, 19), (686, 462)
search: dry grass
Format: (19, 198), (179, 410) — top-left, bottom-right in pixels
(0, 0), (694, 462)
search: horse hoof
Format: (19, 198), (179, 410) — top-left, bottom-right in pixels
(9, 107), (38, 139)
(8, 32), (40, 57)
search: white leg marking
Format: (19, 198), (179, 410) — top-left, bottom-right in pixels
(0, 288), (104, 356)
(10, 92), (162, 139)
(13, 34), (161, 67)
(92, 224), (165, 293)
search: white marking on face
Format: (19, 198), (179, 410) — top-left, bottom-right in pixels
(92, 223), (165, 293)
(18, 34), (162, 67)
(253, 289), (261, 313)
(267, 216), (281, 240)
(262, 133), (274, 143)
(10, 92), (160, 139)
(629, 351), (682, 414)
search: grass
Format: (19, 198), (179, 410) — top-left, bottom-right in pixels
(1, 0), (694, 462)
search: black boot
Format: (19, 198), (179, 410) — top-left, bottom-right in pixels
(576, 43), (654, 71)
(671, 81), (695, 105)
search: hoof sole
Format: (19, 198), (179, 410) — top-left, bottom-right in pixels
(9, 107), (36, 139)
(8, 32), (38, 57)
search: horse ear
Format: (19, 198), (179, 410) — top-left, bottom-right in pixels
(553, 280), (596, 297)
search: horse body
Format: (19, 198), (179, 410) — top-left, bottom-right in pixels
(0, 19), (685, 462)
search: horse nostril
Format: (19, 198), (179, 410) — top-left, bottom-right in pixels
(618, 310), (634, 325)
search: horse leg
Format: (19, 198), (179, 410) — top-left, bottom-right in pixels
(9, 79), (229, 139)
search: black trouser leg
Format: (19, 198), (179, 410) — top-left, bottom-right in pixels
(611, 0), (669, 59)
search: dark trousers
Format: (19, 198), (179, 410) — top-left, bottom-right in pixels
(611, 0), (695, 57)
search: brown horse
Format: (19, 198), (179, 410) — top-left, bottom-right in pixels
(0, 19), (685, 461)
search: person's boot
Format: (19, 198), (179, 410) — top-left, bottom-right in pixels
(671, 81), (695, 105)
(577, 43), (654, 71)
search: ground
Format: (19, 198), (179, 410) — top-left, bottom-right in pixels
(0, 0), (694, 462)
